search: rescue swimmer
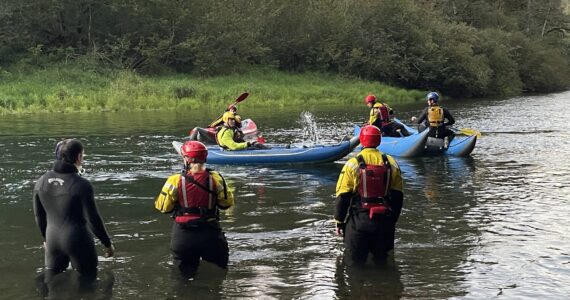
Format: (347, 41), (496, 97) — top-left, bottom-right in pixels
(334, 125), (404, 265)
(412, 91), (456, 147)
(365, 94), (410, 137)
(33, 139), (114, 285)
(154, 141), (235, 278)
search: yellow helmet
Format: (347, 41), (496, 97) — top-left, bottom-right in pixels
(222, 111), (236, 123)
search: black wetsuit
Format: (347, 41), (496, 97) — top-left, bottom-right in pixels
(33, 160), (112, 280)
(416, 106), (456, 140)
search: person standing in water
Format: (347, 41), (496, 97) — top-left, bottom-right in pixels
(33, 138), (114, 286)
(334, 126), (404, 265)
(155, 141), (235, 278)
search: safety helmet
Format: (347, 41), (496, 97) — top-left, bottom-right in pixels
(364, 94), (376, 104)
(222, 111), (236, 123)
(426, 92), (440, 102)
(180, 141), (208, 163)
(359, 125), (382, 148)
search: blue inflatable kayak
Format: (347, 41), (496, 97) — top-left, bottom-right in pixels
(398, 119), (477, 157)
(354, 119), (477, 157)
(172, 136), (360, 165)
(353, 125), (429, 157)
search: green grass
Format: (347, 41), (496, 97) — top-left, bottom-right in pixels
(0, 63), (425, 114)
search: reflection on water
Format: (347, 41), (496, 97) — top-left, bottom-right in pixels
(335, 256), (404, 299)
(1, 92), (570, 298)
(35, 271), (115, 300)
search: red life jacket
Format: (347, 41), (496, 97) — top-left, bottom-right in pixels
(175, 170), (217, 223)
(356, 154), (392, 219)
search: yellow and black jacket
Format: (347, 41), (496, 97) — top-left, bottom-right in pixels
(155, 170), (234, 214)
(216, 126), (248, 151)
(334, 148), (403, 225)
(368, 102), (393, 128)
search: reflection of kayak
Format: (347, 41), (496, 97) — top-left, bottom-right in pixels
(172, 136), (360, 165)
(354, 119), (477, 157)
(188, 119), (259, 144)
(353, 125), (429, 157)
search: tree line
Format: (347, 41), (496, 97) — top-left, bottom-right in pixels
(1, 0), (569, 98)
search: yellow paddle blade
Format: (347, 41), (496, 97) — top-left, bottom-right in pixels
(459, 128), (481, 138)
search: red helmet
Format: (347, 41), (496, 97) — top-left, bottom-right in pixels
(359, 125), (382, 148)
(364, 94), (376, 104)
(181, 141), (208, 163)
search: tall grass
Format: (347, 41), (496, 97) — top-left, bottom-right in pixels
(0, 64), (425, 114)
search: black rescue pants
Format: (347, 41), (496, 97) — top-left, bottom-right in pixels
(381, 123), (410, 137)
(344, 208), (396, 265)
(428, 126), (455, 141)
(170, 223), (229, 278)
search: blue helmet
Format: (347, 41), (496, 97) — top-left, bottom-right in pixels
(426, 92), (440, 102)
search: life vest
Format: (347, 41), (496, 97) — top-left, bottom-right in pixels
(372, 103), (391, 127)
(427, 106), (444, 127)
(216, 126), (244, 149)
(175, 170), (218, 224)
(356, 154), (392, 219)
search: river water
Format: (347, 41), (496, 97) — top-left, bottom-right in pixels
(1, 91), (569, 299)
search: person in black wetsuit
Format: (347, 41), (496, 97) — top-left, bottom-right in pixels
(33, 138), (114, 286)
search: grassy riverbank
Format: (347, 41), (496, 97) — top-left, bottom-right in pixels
(0, 63), (425, 114)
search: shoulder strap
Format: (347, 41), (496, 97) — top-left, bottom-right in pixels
(381, 154), (392, 197)
(381, 154), (391, 170)
(208, 169), (228, 200)
(356, 154), (366, 169)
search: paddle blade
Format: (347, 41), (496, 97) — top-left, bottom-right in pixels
(234, 92), (249, 104)
(460, 128), (481, 138)
(256, 135), (266, 144)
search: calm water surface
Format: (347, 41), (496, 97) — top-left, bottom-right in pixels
(1, 92), (569, 299)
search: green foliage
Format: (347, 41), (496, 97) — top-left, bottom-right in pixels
(0, 0), (568, 99)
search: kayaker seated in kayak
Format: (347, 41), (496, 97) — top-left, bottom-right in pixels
(216, 111), (264, 150)
(411, 91), (455, 147)
(364, 94), (410, 137)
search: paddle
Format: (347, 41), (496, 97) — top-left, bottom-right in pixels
(208, 92), (250, 128)
(458, 128), (481, 138)
(229, 92), (249, 108)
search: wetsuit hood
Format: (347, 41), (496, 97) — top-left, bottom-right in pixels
(53, 160), (78, 174)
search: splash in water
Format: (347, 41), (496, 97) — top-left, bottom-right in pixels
(298, 111), (320, 146)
